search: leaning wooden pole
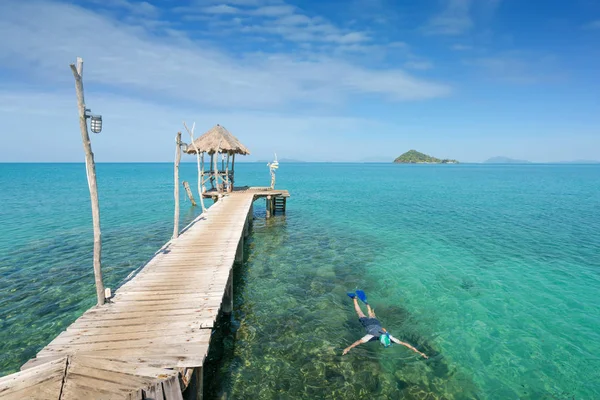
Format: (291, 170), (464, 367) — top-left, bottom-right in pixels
(173, 131), (182, 239)
(182, 181), (197, 206)
(70, 57), (105, 306)
(183, 122), (207, 212)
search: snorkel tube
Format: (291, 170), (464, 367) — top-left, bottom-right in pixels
(380, 328), (391, 348)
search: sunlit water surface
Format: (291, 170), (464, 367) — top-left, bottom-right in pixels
(1, 163), (599, 399)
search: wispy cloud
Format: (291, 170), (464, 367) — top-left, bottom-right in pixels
(404, 61), (434, 70)
(451, 44), (472, 51)
(423, 0), (473, 35)
(0, 90), (397, 162)
(583, 19), (600, 30)
(465, 52), (561, 84)
(202, 4), (240, 14)
(182, 1), (373, 46)
(251, 5), (295, 16)
(423, 0), (501, 36)
(83, 0), (160, 18)
(0, 0), (450, 113)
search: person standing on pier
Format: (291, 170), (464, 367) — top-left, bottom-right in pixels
(342, 290), (428, 358)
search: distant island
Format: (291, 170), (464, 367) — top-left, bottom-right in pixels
(484, 156), (531, 164)
(394, 150), (459, 164)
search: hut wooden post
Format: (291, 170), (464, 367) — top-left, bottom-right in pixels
(266, 195), (272, 219)
(225, 153), (231, 193)
(209, 154), (215, 190)
(173, 132), (182, 239)
(213, 151), (220, 193)
(70, 57), (105, 306)
(231, 154), (236, 190)
(200, 153), (206, 194)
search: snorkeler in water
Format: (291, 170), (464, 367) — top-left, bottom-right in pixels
(342, 290), (428, 358)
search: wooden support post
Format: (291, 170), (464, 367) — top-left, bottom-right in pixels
(283, 197), (287, 214)
(222, 273), (233, 315)
(200, 153), (205, 193)
(266, 195), (271, 219)
(182, 181), (197, 206)
(70, 57), (105, 306)
(243, 213), (250, 238)
(184, 367), (203, 400)
(235, 236), (244, 264)
(173, 132), (182, 239)
(225, 153), (231, 193)
(213, 151), (220, 193)
(209, 154), (215, 190)
(196, 367), (204, 400)
(231, 153), (236, 190)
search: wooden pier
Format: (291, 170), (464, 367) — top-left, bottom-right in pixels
(0, 188), (289, 400)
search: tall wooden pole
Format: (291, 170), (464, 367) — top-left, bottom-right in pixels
(173, 132), (182, 239)
(70, 57), (105, 306)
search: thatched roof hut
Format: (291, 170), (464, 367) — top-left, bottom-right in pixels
(185, 124), (250, 156)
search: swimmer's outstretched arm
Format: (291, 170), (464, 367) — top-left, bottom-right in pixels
(342, 335), (373, 355)
(390, 335), (428, 359)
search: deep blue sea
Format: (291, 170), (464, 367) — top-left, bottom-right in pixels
(1, 163), (599, 399)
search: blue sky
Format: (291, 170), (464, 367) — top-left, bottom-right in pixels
(0, 0), (598, 162)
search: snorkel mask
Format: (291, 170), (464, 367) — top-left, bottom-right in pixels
(380, 329), (391, 348)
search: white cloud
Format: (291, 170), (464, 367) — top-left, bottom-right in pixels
(423, 0), (473, 35)
(84, 0), (160, 18)
(251, 5), (295, 16)
(202, 4), (240, 14)
(0, 0), (450, 114)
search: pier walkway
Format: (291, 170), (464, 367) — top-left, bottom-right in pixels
(0, 188), (289, 400)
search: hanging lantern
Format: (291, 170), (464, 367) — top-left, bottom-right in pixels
(85, 108), (103, 134)
(90, 115), (102, 134)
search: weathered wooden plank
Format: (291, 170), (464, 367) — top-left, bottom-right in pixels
(46, 327), (205, 347)
(38, 334), (211, 356)
(76, 308), (218, 322)
(0, 358), (66, 399)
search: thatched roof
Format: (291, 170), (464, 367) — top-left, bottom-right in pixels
(185, 124), (250, 156)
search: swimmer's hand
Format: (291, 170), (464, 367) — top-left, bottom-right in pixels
(343, 337), (371, 355)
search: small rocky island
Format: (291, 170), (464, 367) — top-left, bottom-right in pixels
(394, 150), (459, 164)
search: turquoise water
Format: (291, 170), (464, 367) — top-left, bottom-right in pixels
(1, 163), (599, 399)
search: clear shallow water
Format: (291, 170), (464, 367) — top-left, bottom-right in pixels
(1, 163), (599, 399)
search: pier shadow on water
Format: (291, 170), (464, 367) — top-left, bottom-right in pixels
(203, 214), (481, 399)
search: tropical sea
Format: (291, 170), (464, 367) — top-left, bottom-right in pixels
(0, 162), (599, 399)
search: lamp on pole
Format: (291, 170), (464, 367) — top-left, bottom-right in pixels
(70, 57), (106, 306)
